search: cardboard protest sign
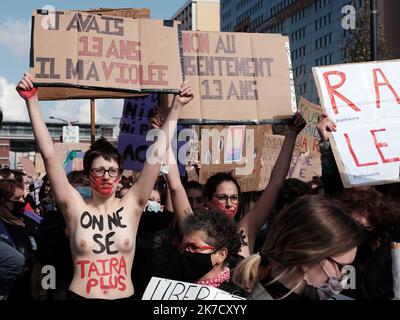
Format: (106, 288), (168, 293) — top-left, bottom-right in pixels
(199, 125), (272, 192)
(64, 151), (85, 174)
(161, 31), (296, 123)
(257, 134), (286, 190)
(20, 158), (38, 178)
(313, 59), (400, 187)
(186, 140), (200, 165)
(35, 142), (90, 175)
(295, 97), (323, 157)
(288, 154), (322, 183)
(30, 10), (183, 100)
(257, 133), (318, 188)
(81, 8), (150, 19)
(142, 277), (245, 300)
(117, 94), (189, 174)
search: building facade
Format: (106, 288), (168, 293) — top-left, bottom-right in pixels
(0, 122), (115, 168)
(221, 0), (399, 104)
(172, 0), (220, 31)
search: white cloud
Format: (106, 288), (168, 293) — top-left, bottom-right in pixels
(0, 18), (30, 57)
(0, 76), (29, 121)
(46, 99), (124, 125)
(0, 75), (125, 124)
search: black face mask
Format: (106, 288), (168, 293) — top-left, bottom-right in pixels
(181, 251), (214, 282)
(7, 200), (26, 217)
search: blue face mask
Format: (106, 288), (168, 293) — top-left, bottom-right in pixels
(76, 187), (92, 199)
(146, 200), (161, 213)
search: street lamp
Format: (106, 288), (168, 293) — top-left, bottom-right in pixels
(49, 116), (79, 126)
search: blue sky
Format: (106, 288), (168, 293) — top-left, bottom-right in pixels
(0, 0), (187, 125)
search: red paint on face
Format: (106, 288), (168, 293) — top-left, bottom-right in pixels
(89, 173), (119, 196)
(212, 199), (238, 220)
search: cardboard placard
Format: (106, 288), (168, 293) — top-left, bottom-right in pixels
(20, 158), (38, 178)
(81, 8), (150, 19)
(142, 277), (245, 300)
(30, 10), (183, 100)
(35, 142), (90, 175)
(313, 59), (400, 187)
(161, 31), (296, 123)
(186, 140), (200, 165)
(64, 151), (85, 174)
(288, 154), (322, 182)
(199, 125), (272, 192)
(295, 96), (323, 157)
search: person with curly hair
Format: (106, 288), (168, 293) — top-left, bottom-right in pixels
(336, 187), (400, 299)
(150, 108), (306, 259)
(153, 210), (244, 295)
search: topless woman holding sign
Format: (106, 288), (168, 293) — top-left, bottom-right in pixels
(16, 72), (193, 300)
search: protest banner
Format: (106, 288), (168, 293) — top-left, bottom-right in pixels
(392, 242), (400, 300)
(186, 140), (200, 165)
(313, 59), (400, 187)
(64, 151), (85, 174)
(288, 153), (322, 183)
(142, 277), (245, 300)
(63, 126), (80, 143)
(117, 94), (189, 174)
(161, 31), (296, 123)
(118, 94), (159, 172)
(20, 158), (38, 178)
(30, 10), (183, 100)
(81, 8), (150, 19)
(258, 133), (285, 190)
(35, 142), (90, 175)
(295, 96), (323, 157)
(258, 133), (319, 187)
(199, 125), (272, 192)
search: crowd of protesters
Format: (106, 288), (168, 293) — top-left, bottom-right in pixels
(0, 73), (399, 301)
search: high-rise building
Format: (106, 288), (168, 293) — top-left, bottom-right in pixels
(221, 0), (400, 104)
(171, 0), (220, 31)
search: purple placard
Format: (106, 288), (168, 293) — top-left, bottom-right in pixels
(119, 94), (158, 136)
(118, 94), (189, 176)
(118, 133), (153, 172)
(118, 127), (189, 175)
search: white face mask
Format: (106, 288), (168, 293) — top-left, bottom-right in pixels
(146, 200), (161, 213)
(304, 262), (349, 300)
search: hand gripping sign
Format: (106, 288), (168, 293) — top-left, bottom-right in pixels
(313, 59), (400, 187)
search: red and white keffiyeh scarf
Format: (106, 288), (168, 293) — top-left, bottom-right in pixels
(196, 267), (231, 288)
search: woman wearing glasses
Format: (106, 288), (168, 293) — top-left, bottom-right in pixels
(153, 209), (244, 295)
(202, 114), (306, 258)
(150, 109), (306, 259)
(231, 195), (363, 300)
(16, 73), (193, 300)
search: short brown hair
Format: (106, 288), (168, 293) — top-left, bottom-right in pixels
(83, 137), (123, 176)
